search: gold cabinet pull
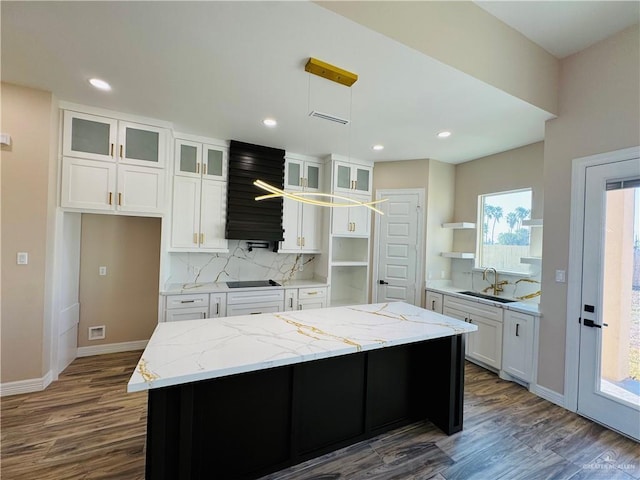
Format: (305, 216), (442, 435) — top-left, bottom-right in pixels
(108, 192), (113, 205)
(193, 233), (198, 244)
(200, 233), (204, 244)
(300, 177), (304, 187)
(296, 237), (301, 246)
(203, 163), (207, 175)
(118, 192), (122, 206)
(307, 291), (318, 295)
(196, 163), (200, 174)
(119, 144), (123, 158)
(302, 237), (305, 246)
(110, 143), (114, 157)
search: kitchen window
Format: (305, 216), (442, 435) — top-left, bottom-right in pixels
(477, 188), (533, 274)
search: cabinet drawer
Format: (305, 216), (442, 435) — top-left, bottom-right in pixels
(227, 289), (285, 305)
(166, 293), (209, 309)
(226, 302), (284, 317)
(298, 287), (327, 300)
(443, 295), (503, 322)
(165, 307), (209, 322)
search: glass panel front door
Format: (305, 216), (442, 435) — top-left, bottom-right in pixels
(206, 148), (223, 178)
(180, 144), (198, 174)
(336, 165), (351, 189)
(287, 162), (301, 188)
(355, 167), (370, 193)
(307, 165), (319, 190)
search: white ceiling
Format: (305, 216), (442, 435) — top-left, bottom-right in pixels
(1, 2), (636, 164)
(475, 1), (640, 59)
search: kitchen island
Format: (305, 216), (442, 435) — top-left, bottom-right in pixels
(128, 302), (476, 480)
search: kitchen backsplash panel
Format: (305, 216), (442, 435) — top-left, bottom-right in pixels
(451, 258), (541, 303)
(166, 241), (317, 286)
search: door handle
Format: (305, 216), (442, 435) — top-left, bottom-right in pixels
(431, 300), (436, 310)
(516, 323), (520, 336)
(582, 318), (608, 328)
(379, 280), (389, 285)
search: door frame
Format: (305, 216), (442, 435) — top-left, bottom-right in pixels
(565, 146), (640, 412)
(372, 188), (425, 305)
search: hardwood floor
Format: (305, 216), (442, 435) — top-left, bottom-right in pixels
(1, 351), (638, 479)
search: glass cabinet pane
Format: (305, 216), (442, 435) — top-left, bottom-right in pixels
(337, 165), (351, 189)
(180, 144), (198, 174)
(355, 168), (370, 192)
(287, 162), (301, 188)
(206, 149), (223, 177)
(307, 165), (319, 189)
(71, 117), (111, 156)
(125, 127), (159, 162)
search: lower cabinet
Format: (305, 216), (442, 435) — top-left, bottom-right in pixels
(164, 293), (210, 322)
(226, 289), (285, 317)
(425, 290), (443, 313)
(501, 310), (534, 383)
(285, 287), (327, 310)
(443, 295), (503, 370)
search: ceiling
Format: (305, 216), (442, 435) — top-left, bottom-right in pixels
(1, 2), (637, 164)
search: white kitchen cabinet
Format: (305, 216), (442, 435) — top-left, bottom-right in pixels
(226, 289), (285, 316)
(425, 290), (443, 313)
(284, 154), (322, 192)
(174, 138), (227, 181)
(280, 199), (322, 253)
(331, 193), (371, 236)
(209, 293), (227, 318)
(165, 307), (209, 322)
(284, 288), (299, 311)
(164, 293), (210, 322)
(501, 310), (534, 382)
(171, 138), (228, 252)
(297, 287), (327, 310)
(333, 161), (372, 196)
(63, 110), (166, 168)
(61, 157), (165, 214)
(443, 295), (503, 370)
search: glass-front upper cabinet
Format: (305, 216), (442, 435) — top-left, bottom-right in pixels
(175, 138), (227, 181)
(63, 111), (118, 162)
(333, 161), (372, 195)
(284, 155), (321, 191)
(63, 111), (166, 168)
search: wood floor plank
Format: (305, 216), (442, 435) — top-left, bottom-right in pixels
(2, 353), (638, 480)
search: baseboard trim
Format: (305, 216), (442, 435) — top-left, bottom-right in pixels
(530, 383), (566, 408)
(1, 370), (53, 397)
(77, 340), (148, 358)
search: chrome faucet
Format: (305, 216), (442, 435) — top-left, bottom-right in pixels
(482, 267), (503, 296)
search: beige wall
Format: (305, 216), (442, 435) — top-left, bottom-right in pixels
(540, 24), (640, 394)
(78, 214), (161, 347)
(1, 83), (55, 382)
(317, 1), (559, 114)
(426, 160), (455, 281)
(453, 142), (544, 254)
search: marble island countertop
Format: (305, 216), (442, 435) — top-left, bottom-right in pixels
(127, 302), (477, 393)
(161, 278), (328, 295)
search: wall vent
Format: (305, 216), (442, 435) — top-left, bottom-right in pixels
(309, 110), (349, 125)
(88, 325), (106, 341)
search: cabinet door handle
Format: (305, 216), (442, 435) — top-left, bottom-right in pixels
(301, 237), (305, 246)
(307, 291), (318, 295)
(469, 318), (473, 324)
(200, 233), (204, 244)
(289, 297), (293, 308)
(110, 143), (114, 157)
(516, 323), (520, 336)
(180, 300), (195, 304)
(215, 303), (219, 315)
(300, 177), (304, 187)
(431, 300), (436, 310)
(250, 312), (261, 315)
(464, 317), (469, 323)
(304, 177), (308, 188)
(203, 163), (207, 175)
(196, 163), (200, 174)
(201, 312), (206, 319)
(118, 192), (122, 206)
(108, 192), (113, 205)
(119, 144), (123, 158)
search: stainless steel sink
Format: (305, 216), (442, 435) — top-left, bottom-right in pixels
(457, 291), (517, 303)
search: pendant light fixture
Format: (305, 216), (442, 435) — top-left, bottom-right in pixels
(254, 57), (387, 215)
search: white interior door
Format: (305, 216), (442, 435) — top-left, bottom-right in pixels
(57, 212), (81, 374)
(374, 190), (423, 306)
(578, 157), (640, 440)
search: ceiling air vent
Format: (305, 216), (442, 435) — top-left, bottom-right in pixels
(309, 110), (350, 125)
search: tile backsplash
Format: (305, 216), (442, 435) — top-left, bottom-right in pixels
(451, 258), (541, 303)
(166, 241), (317, 286)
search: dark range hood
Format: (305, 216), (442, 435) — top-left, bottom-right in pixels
(226, 140), (285, 242)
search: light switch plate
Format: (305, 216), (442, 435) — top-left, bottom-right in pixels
(99, 266), (107, 276)
(555, 269), (566, 283)
(17, 252), (28, 265)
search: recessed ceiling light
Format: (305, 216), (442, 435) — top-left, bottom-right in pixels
(88, 78), (111, 91)
(263, 118), (277, 127)
(372, 144), (384, 151)
(437, 131), (452, 138)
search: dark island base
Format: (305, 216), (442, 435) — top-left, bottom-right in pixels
(146, 334), (465, 480)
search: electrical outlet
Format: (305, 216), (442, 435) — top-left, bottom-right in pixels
(17, 252), (28, 265)
(99, 266), (107, 276)
(88, 325), (106, 340)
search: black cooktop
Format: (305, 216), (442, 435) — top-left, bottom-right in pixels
(226, 280), (281, 288)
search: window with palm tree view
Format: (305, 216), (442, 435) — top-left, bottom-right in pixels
(477, 188), (533, 273)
